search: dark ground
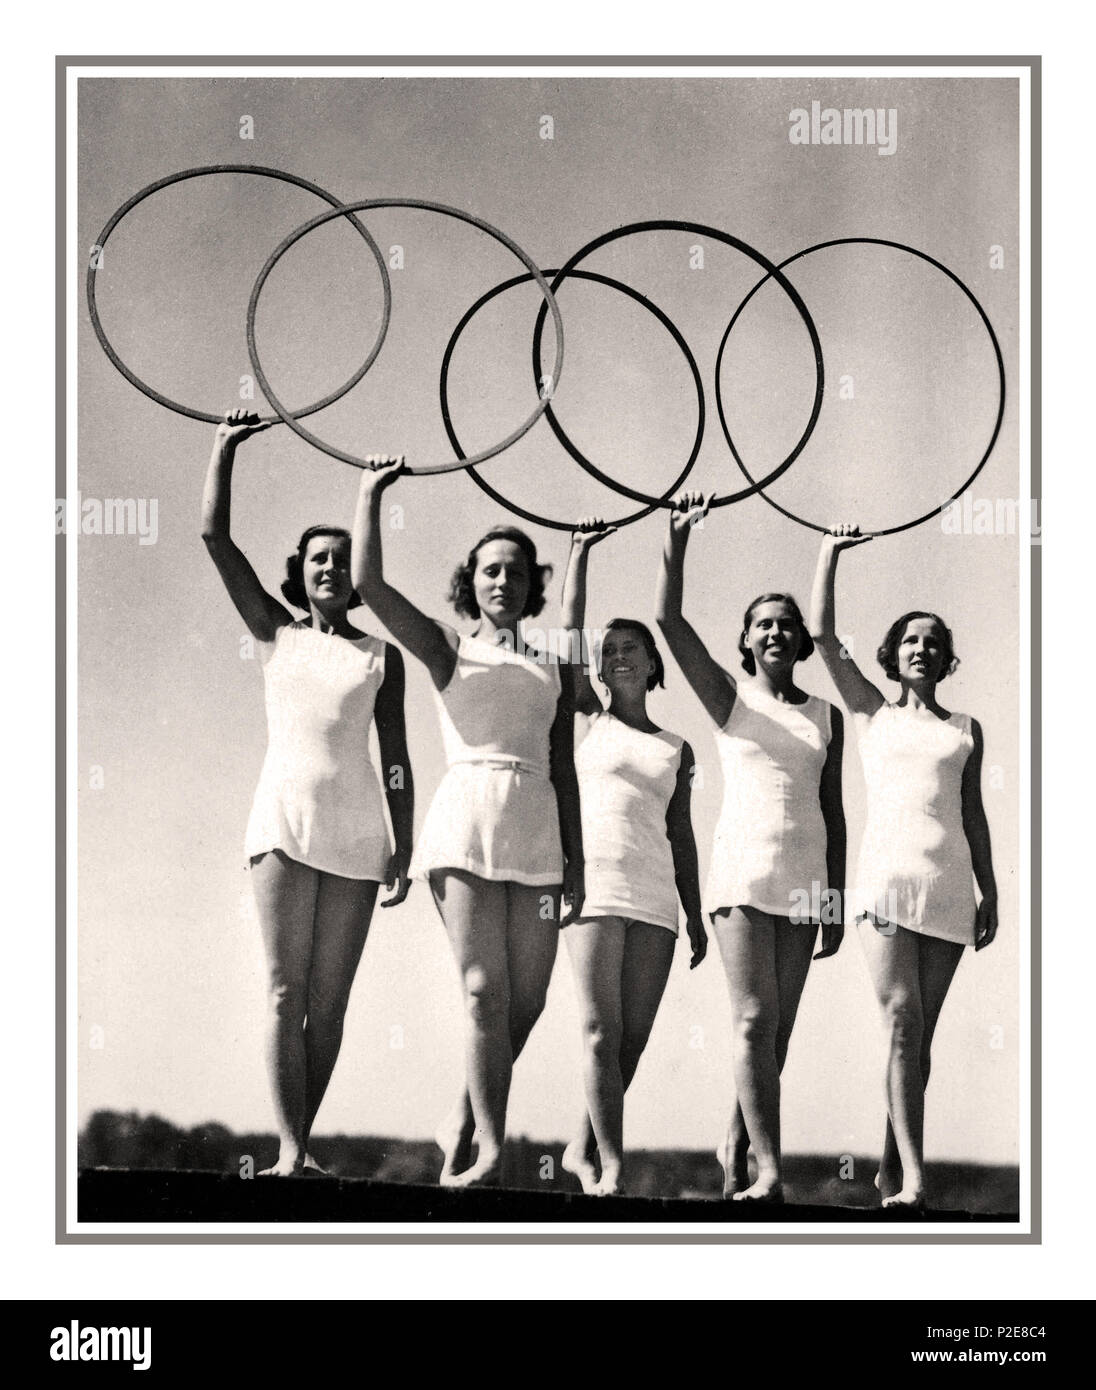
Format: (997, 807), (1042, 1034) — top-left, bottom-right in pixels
(79, 1110), (1019, 1216)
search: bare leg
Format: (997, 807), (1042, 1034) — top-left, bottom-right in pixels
(563, 920), (675, 1195)
(712, 907), (781, 1200)
(599, 921), (676, 1195)
(430, 871), (512, 1188)
(434, 1091), (477, 1184)
(251, 851), (319, 1176)
(858, 923), (929, 1209)
(875, 932), (964, 1201)
(713, 907), (815, 1202)
(563, 918), (627, 1193)
(484, 881), (561, 1187)
(717, 952), (815, 1197)
(432, 881), (561, 1186)
(717, 1105), (751, 1199)
(299, 873), (378, 1168)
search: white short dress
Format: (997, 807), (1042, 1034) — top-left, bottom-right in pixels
(574, 711), (685, 935)
(851, 704), (976, 945)
(244, 621), (393, 881)
(705, 680), (834, 922)
(410, 633), (564, 886)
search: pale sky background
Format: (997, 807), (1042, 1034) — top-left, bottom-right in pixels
(77, 77), (1019, 1164)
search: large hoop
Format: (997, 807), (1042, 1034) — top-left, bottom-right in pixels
(715, 238), (1006, 535)
(86, 165), (392, 425)
(247, 199), (565, 475)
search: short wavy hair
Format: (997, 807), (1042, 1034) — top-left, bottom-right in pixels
(598, 618), (666, 691)
(448, 525), (552, 619)
(877, 611), (959, 682)
(737, 593), (814, 675)
(281, 525), (362, 611)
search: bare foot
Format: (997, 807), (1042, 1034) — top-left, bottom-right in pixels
(442, 1148), (503, 1189)
(594, 1165), (624, 1196)
(258, 1151), (305, 1177)
(435, 1105), (475, 1184)
(716, 1140), (750, 1199)
(874, 1166), (901, 1201)
(882, 1187), (925, 1211)
(562, 1140), (600, 1194)
(303, 1153), (331, 1177)
(732, 1176), (784, 1204)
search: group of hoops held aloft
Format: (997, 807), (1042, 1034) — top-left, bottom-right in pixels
(93, 169), (1004, 1208)
(201, 408), (998, 1210)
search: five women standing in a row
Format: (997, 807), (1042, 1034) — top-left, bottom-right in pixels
(204, 413), (998, 1208)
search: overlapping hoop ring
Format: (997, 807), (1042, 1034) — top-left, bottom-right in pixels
(87, 165), (393, 425)
(526, 221), (826, 511)
(441, 268), (704, 531)
(247, 200), (565, 475)
(715, 237), (1007, 536)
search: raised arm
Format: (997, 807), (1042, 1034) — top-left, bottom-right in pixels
(561, 517), (617, 716)
(808, 524), (885, 717)
(814, 706), (846, 960)
(351, 458), (458, 692)
(550, 688), (585, 926)
(961, 718), (998, 951)
(665, 741), (707, 969)
(373, 644), (414, 908)
(655, 491), (735, 728)
(200, 409), (291, 643)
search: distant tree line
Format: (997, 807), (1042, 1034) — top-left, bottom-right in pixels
(78, 1111), (1018, 1212)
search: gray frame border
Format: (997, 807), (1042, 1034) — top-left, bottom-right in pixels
(57, 53), (1040, 1247)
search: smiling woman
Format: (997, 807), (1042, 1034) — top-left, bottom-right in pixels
(351, 457), (585, 1188)
(557, 517), (708, 1197)
(808, 523), (999, 1210)
(656, 491), (847, 1205)
(200, 409), (414, 1178)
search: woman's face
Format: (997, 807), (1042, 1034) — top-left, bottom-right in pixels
(303, 533), (353, 610)
(598, 627), (655, 696)
(896, 617), (948, 683)
(473, 540), (531, 626)
(746, 600), (801, 674)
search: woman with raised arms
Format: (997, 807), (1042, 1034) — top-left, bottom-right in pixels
(352, 457), (584, 1189)
(656, 492), (846, 1203)
(558, 518), (707, 1196)
(809, 523), (998, 1210)
(201, 410), (413, 1177)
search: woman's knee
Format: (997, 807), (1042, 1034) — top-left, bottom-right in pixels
(881, 991), (925, 1048)
(619, 1027), (650, 1071)
(267, 975), (308, 1026)
(463, 964), (510, 1029)
(734, 1001), (778, 1051)
(581, 1015), (623, 1063)
(306, 981), (351, 1034)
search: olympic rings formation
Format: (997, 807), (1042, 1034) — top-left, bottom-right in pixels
(87, 165), (393, 426)
(88, 165), (1005, 532)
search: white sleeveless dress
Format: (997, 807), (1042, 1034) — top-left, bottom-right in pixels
(244, 621), (393, 880)
(705, 680), (834, 921)
(410, 633), (564, 886)
(851, 704), (976, 945)
(574, 711), (685, 935)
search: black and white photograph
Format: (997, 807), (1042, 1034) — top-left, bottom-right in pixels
(63, 57), (1031, 1240)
